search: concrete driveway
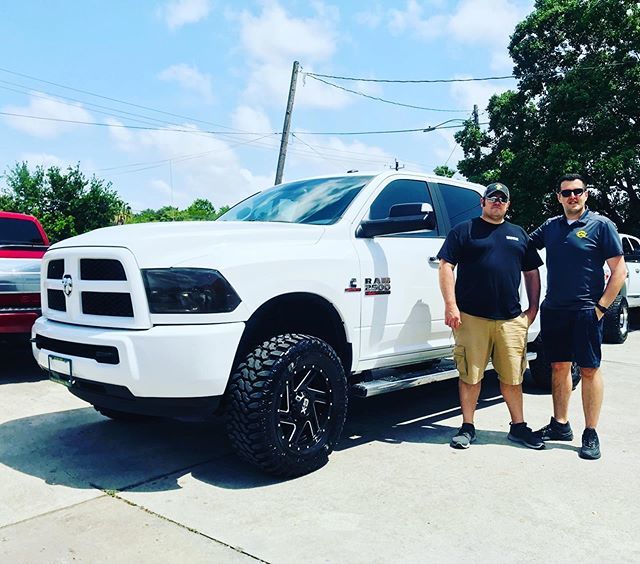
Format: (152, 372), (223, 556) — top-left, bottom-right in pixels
(2, 321), (640, 563)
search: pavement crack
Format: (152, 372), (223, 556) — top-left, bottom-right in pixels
(100, 489), (270, 563)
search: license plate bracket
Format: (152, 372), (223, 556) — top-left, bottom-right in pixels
(48, 355), (74, 387)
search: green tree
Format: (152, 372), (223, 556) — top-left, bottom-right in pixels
(433, 165), (456, 178)
(455, 0), (640, 234)
(1, 162), (126, 243)
(130, 198), (229, 223)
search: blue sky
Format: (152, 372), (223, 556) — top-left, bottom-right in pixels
(0, 0), (533, 212)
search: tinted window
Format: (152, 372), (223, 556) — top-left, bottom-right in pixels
(622, 237), (633, 254)
(219, 176), (373, 225)
(0, 218), (45, 245)
(369, 180), (433, 220)
(367, 179), (437, 237)
(629, 238), (640, 252)
(438, 183), (481, 227)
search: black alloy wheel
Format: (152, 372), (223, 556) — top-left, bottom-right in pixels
(225, 333), (348, 477)
(275, 360), (334, 456)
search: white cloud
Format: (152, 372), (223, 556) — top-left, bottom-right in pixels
(234, 2), (352, 109)
(2, 92), (93, 138)
(283, 132), (394, 179)
(385, 0), (533, 70)
(106, 118), (137, 152)
(231, 105), (273, 134)
(105, 120), (273, 209)
(157, 0), (211, 30)
(450, 77), (512, 113)
(158, 64), (214, 103)
(18, 153), (67, 170)
(239, 3), (336, 64)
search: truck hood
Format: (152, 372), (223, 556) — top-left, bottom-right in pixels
(50, 221), (325, 267)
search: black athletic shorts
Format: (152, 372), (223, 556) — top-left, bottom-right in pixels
(540, 305), (604, 368)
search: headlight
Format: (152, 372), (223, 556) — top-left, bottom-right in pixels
(142, 268), (241, 314)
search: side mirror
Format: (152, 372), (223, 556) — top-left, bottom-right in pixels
(356, 203), (435, 238)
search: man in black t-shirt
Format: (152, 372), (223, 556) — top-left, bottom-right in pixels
(437, 182), (544, 450)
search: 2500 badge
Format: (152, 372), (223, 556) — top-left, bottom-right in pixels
(365, 277), (391, 296)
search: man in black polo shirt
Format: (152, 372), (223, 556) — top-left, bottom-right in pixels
(438, 182), (544, 450)
(530, 173), (626, 460)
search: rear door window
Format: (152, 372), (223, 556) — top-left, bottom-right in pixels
(438, 183), (481, 227)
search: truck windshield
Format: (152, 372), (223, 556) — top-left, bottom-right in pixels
(0, 217), (45, 245)
(219, 175), (374, 225)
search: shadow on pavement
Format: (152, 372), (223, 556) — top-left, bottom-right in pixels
(0, 340), (46, 384)
(4, 319), (638, 492)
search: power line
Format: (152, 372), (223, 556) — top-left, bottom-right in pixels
(305, 74), (470, 112)
(295, 123), (486, 135)
(304, 61), (634, 84)
(305, 71), (515, 84)
(0, 111), (274, 135)
(0, 66), (247, 133)
(0, 110), (485, 136)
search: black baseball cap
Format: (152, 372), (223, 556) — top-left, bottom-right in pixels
(483, 182), (510, 200)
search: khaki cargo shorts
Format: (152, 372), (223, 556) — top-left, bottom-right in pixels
(453, 312), (529, 385)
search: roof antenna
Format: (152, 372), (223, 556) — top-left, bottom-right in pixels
(391, 158), (404, 171)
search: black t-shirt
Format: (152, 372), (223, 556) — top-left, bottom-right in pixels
(437, 217), (543, 320)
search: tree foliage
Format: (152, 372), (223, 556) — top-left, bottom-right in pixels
(0, 162), (126, 243)
(433, 165), (456, 178)
(130, 199), (229, 223)
(455, 0), (640, 234)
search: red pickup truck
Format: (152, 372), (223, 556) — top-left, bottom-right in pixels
(0, 211), (49, 337)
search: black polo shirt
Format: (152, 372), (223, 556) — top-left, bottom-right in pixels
(438, 217), (543, 320)
(529, 209), (623, 310)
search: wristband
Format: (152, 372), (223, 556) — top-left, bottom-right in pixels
(595, 302), (608, 314)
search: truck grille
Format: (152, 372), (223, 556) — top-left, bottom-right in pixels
(47, 259), (64, 279)
(47, 289), (66, 311)
(42, 247), (151, 329)
(80, 259), (127, 281)
(81, 291), (133, 317)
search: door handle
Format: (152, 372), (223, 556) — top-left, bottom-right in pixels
(428, 256), (439, 263)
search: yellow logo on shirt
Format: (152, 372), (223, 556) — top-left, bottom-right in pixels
(576, 230), (587, 238)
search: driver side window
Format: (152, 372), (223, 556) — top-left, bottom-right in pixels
(367, 179), (437, 237)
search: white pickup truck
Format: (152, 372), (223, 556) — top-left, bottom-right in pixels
(602, 232), (640, 344)
(33, 171), (553, 476)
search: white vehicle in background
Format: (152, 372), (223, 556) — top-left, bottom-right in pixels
(602, 233), (640, 344)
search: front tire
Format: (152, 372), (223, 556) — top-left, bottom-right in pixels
(602, 295), (629, 344)
(225, 334), (348, 477)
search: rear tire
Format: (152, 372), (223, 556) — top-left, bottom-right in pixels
(225, 334), (348, 477)
(602, 295), (628, 344)
(528, 336), (581, 391)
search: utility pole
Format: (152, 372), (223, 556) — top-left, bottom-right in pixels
(275, 60), (300, 185)
(472, 104), (481, 162)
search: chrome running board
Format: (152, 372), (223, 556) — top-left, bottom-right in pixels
(351, 352), (538, 398)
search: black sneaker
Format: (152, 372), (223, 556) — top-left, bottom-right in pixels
(579, 428), (601, 460)
(534, 416), (574, 441)
(508, 422), (546, 450)
(450, 423), (476, 449)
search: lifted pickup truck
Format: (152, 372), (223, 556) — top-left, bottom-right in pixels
(602, 232), (640, 344)
(0, 211), (49, 338)
(33, 171), (549, 476)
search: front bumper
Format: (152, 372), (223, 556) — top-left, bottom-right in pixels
(32, 317), (245, 404)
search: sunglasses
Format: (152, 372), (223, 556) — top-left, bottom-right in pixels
(559, 188), (586, 197)
(485, 195), (509, 204)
